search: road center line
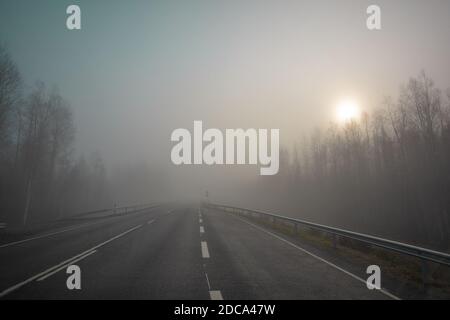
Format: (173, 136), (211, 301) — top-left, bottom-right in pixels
(201, 241), (210, 258)
(199, 218), (203, 223)
(233, 216), (400, 300)
(147, 219), (155, 225)
(200, 226), (205, 234)
(0, 224), (143, 298)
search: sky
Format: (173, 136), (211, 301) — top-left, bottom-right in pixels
(1, 0), (450, 199)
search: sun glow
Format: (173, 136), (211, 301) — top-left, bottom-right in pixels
(336, 99), (360, 123)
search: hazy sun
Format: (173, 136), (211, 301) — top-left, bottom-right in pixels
(336, 99), (360, 123)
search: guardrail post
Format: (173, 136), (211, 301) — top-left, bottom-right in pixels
(332, 234), (338, 249)
(294, 223), (299, 235)
(420, 259), (431, 292)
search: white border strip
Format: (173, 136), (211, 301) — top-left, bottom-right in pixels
(0, 224), (142, 298)
(234, 216), (400, 300)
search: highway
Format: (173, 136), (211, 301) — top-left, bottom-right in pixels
(0, 205), (395, 300)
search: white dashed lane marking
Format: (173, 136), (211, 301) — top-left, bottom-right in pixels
(201, 241), (210, 258)
(209, 290), (223, 300)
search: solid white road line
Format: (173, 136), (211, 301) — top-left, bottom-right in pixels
(209, 290), (224, 300)
(234, 216), (400, 300)
(147, 219), (155, 225)
(37, 250), (97, 281)
(200, 226), (205, 234)
(0, 224), (143, 298)
(201, 241), (210, 258)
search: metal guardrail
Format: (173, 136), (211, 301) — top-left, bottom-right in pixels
(68, 203), (159, 220)
(0, 204), (159, 231)
(206, 203), (450, 267)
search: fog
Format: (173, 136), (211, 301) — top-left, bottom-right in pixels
(1, 0), (450, 249)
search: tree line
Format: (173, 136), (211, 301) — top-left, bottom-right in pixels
(0, 45), (171, 227)
(255, 72), (450, 250)
(3, 41), (450, 249)
(0, 45), (116, 226)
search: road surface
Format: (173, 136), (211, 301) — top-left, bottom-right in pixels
(0, 205), (395, 299)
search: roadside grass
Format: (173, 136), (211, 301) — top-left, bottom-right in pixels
(238, 212), (450, 298)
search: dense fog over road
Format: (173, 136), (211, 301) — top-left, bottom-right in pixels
(1, 0), (450, 252)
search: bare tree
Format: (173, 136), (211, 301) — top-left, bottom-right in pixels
(0, 45), (21, 146)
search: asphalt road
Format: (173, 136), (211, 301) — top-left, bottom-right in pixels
(0, 205), (394, 300)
